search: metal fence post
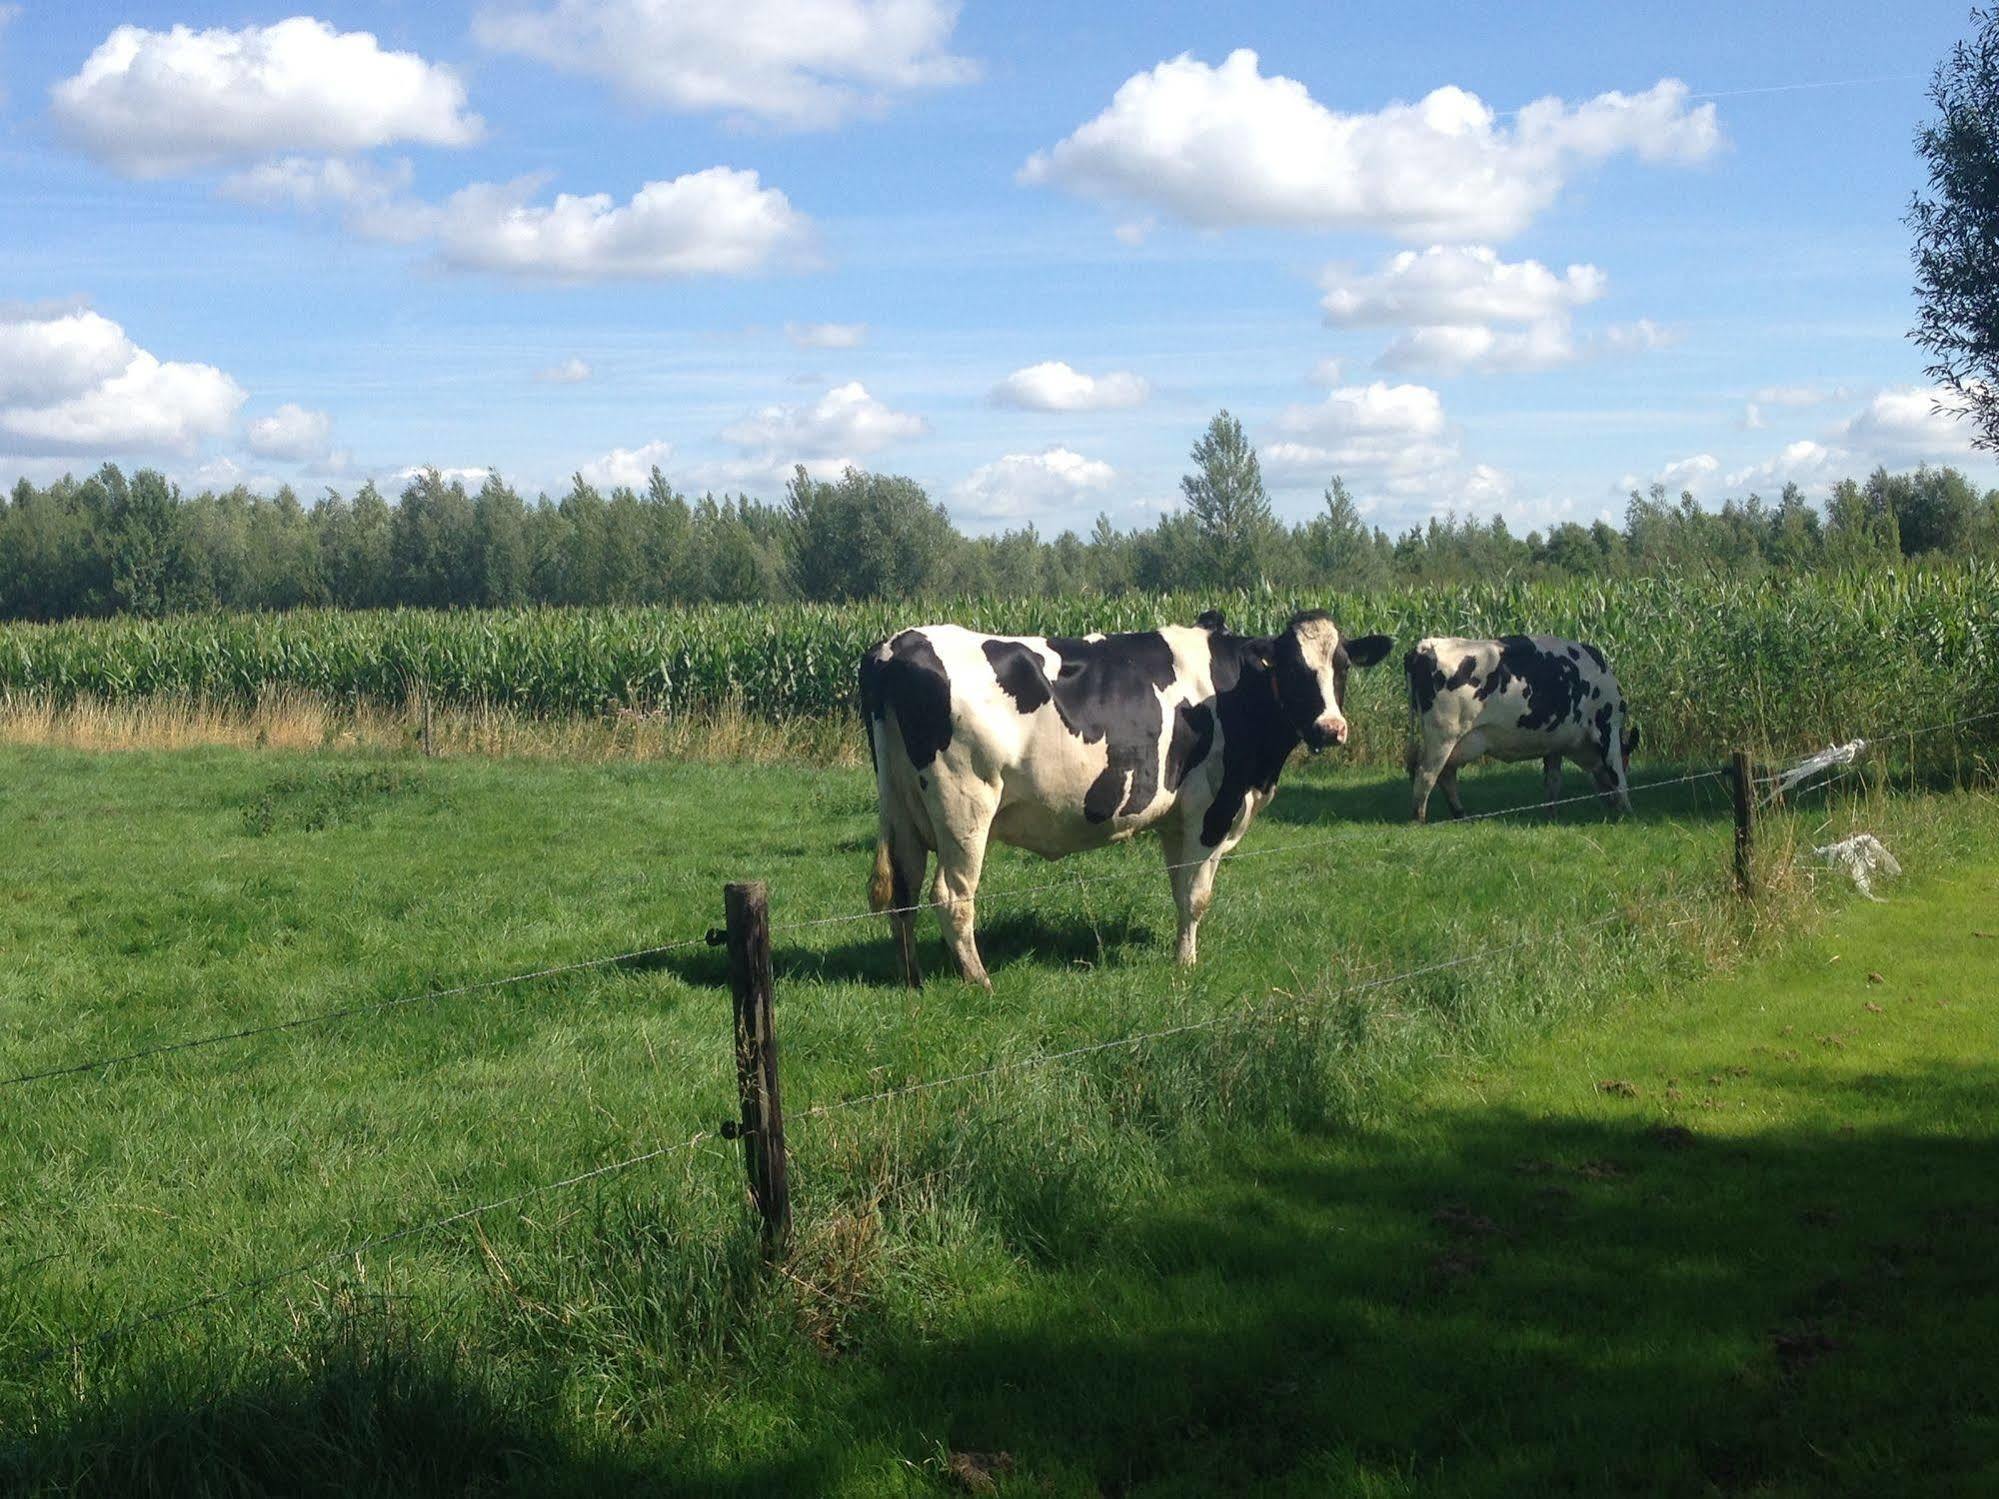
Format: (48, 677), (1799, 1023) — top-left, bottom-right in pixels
(723, 881), (791, 1255)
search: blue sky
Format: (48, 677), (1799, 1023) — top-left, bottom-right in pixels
(0, 1), (1989, 535)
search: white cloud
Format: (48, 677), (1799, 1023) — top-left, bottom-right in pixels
(245, 403), (333, 462)
(534, 357), (593, 383)
(1740, 403), (1766, 431)
(1376, 319), (1579, 375)
(1113, 217), (1155, 247)
(1310, 357), (1345, 386)
(1321, 245), (1605, 327)
(0, 308), (245, 455)
(1833, 386), (1977, 460)
(1723, 439), (1842, 493)
(394, 464), (495, 488)
(474, 0), (975, 129)
(720, 381), (926, 472)
(0, 309), (136, 406)
(53, 17), (481, 177)
(577, 440), (674, 489)
(1324, 245), (1669, 377)
(951, 447), (1116, 524)
(785, 321), (867, 349)
(1654, 452), (1720, 494)
(424, 168), (812, 279)
(1021, 52), (1720, 240)
(1265, 380), (1471, 505)
(219, 156), (425, 240)
(989, 361), (1149, 412)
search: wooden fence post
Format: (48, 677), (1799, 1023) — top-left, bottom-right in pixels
(1731, 749), (1756, 898)
(724, 881), (791, 1255)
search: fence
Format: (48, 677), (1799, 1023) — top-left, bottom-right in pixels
(6, 706), (1997, 1370)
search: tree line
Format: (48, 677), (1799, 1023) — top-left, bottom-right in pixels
(2, 412), (1996, 622)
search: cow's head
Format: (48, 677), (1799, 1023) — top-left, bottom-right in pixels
(1258, 612), (1394, 751)
(1622, 721), (1640, 770)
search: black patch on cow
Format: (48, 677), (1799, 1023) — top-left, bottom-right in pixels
(1036, 631), (1181, 823)
(857, 629), (953, 769)
(1195, 609), (1227, 631)
(1201, 632), (1298, 847)
(1405, 647), (1443, 715)
(1447, 654), (1480, 690)
(1344, 632), (1395, 668)
(1580, 641), (1608, 673)
(1474, 635), (1588, 732)
(1593, 702), (1617, 764)
(981, 638), (1052, 715)
(1166, 702), (1215, 791)
(1268, 611), (1331, 735)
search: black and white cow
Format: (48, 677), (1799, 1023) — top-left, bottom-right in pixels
(1403, 634), (1638, 823)
(860, 612), (1394, 987)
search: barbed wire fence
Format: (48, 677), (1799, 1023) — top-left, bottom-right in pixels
(5, 702), (1995, 1371)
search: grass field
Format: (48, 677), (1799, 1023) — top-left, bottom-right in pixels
(0, 739), (1992, 1493)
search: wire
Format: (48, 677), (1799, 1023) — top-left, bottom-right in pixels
(18, 1129), (714, 1368)
(793, 910), (1678, 1124)
(772, 766), (1729, 934)
(0, 935), (711, 1090)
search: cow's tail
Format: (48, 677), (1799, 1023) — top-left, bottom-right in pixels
(860, 647), (900, 915)
(1402, 645), (1428, 778)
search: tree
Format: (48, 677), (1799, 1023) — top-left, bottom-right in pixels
(1180, 410), (1276, 590)
(1910, 5), (1999, 450)
(1303, 475), (1391, 590)
(783, 466), (957, 601)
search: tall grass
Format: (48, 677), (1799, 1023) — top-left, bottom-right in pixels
(3, 563), (1995, 764)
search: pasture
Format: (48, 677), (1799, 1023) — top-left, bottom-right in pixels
(1, 732), (1994, 1493)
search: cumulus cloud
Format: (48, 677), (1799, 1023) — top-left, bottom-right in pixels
(53, 17), (481, 177)
(0, 307), (244, 454)
(219, 156), (427, 240)
(1021, 52), (1720, 240)
(1652, 452), (1720, 494)
(1321, 245), (1605, 327)
(474, 0), (975, 129)
(577, 440), (674, 489)
(1832, 386), (1977, 460)
(989, 361), (1149, 412)
(423, 168), (812, 279)
(1264, 380), (1474, 504)
(952, 447), (1116, 524)
(785, 321), (867, 349)
(1323, 245), (1669, 376)
(1723, 440), (1842, 493)
(1310, 357), (1345, 386)
(245, 403), (334, 462)
(394, 464), (495, 488)
(720, 381), (926, 473)
(535, 357), (593, 383)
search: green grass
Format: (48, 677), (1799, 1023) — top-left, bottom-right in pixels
(0, 741), (1992, 1494)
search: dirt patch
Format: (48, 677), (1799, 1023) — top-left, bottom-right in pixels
(1596, 1078), (1640, 1098)
(1430, 1202), (1505, 1240)
(945, 1451), (1015, 1494)
(1645, 1124), (1698, 1151)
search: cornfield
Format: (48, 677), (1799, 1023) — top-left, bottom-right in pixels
(3, 564), (1996, 766)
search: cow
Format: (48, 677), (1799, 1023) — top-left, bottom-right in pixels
(1403, 634), (1637, 823)
(860, 611), (1394, 988)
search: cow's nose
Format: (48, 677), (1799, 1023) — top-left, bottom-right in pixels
(1316, 717), (1349, 745)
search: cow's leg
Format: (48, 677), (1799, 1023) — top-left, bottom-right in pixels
(1163, 820), (1223, 967)
(1542, 753), (1565, 816)
(1411, 738), (1453, 823)
(929, 786), (998, 989)
(1437, 764), (1468, 820)
(885, 824), (928, 988)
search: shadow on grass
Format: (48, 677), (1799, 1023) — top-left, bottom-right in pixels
(656, 907), (1163, 990)
(727, 1060), (1998, 1496)
(17, 1063), (1995, 1496)
(1267, 762), (1742, 829)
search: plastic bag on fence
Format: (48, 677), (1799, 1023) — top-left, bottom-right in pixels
(1810, 834), (1903, 900)
(1777, 739), (1867, 793)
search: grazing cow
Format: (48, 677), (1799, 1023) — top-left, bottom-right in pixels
(1404, 634), (1637, 823)
(860, 612), (1394, 987)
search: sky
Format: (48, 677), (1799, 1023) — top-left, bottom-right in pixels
(0, 1), (1991, 536)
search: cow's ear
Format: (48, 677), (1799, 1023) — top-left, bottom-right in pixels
(1195, 608), (1227, 632)
(1345, 633), (1394, 668)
